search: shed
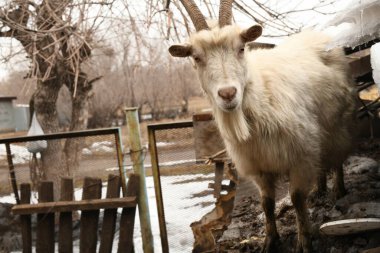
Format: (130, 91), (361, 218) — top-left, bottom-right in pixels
(0, 96), (17, 133)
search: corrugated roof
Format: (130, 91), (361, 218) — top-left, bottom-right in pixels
(0, 96), (17, 101)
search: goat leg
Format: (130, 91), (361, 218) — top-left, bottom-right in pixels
(333, 165), (346, 199)
(291, 190), (312, 253)
(316, 169), (327, 196)
(260, 196), (279, 253)
(255, 173), (280, 253)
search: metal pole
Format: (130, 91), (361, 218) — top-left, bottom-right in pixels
(148, 126), (169, 253)
(124, 107), (154, 253)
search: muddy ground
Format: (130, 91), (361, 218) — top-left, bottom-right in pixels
(216, 139), (380, 253)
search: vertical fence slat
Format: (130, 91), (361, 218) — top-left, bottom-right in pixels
(36, 181), (55, 253)
(79, 177), (102, 253)
(59, 177), (74, 253)
(20, 183), (32, 253)
(99, 175), (121, 253)
(118, 174), (139, 253)
(6, 143), (20, 204)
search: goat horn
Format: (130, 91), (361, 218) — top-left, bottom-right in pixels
(179, 0), (209, 31)
(219, 0), (234, 27)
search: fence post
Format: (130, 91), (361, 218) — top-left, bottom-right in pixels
(147, 125), (169, 253)
(124, 107), (154, 253)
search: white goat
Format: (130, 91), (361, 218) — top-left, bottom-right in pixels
(169, 1), (357, 252)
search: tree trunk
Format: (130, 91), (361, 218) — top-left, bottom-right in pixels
(63, 76), (93, 177)
(34, 79), (66, 200)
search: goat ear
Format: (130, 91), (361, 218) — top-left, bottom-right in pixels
(168, 44), (192, 57)
(240, 25), (262, 43)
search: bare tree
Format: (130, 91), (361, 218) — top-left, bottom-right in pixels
(0, 0), (112, 198)
(162, 0), (340, 39)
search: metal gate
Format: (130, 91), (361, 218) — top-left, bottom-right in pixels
(148, 121), (215, 252)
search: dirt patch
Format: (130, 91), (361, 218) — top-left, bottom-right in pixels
(216, 140), (380, 253)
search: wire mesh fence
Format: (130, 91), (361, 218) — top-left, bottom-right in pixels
(148, 121), (216, 252)
(0, 128), (123, 203)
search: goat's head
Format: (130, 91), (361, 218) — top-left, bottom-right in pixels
(169, 0), (262, 112)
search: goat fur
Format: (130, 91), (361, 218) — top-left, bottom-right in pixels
(189, 26), (356, 181)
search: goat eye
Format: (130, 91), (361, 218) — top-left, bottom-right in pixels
(193, 56), (201, 62)
(239, 47), (245, 55)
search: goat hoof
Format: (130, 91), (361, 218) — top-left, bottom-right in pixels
(261, 234), (279, 253)
(295, 236), (312, 253)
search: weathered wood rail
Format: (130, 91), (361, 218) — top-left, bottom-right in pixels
(12, 174), (139, 253)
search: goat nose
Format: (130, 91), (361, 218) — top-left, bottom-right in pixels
(218, 87), (237, 101)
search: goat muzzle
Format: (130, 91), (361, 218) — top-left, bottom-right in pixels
(218, 87), (237, 102)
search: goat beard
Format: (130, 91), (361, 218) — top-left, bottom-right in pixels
(214, 106), (251, 143)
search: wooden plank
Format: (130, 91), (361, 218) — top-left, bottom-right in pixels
(36, 181), (55, 253)
(320, 218), (380, 236)
(80, 177), (102, 253)
(118, 174), (139, 253)
(59, 177), (74, 253)
(12, 197), (137, 215)
(99, 175), (121, 253)
(19, 183), (32, 253)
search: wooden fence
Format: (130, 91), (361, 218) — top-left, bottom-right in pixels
(12, 174), (139, 253)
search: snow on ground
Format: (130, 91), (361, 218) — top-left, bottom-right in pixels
(0, 144), (38, 164)
(90, 141), (114, 153)
(105, 159), (197, 172)
(0, 141), (115, 163)
(133, 173), (215, 253)
(0, 173), (214, 252)
(155, 142), (174, 147)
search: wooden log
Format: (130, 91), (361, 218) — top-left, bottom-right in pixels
(118, 174), (139, 253)
(99, 175), (121, 253)
(59, 177), (74, 253)
(12, 197), (137, 215)
(36, 181), (55, 253)
(80, 177), (102, 253)
(214, 162), (224, 198)
(20, 183), (32, 253)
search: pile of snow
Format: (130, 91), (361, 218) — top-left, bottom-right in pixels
(82, 141), (114, 155)
(321, 0), (380, 48)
